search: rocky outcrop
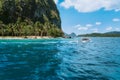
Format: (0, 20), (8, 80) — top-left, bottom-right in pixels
(0, 0), (61, 28)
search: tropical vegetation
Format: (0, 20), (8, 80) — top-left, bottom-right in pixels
(78, 31), (120, 37)
(0, 0), (63, 37)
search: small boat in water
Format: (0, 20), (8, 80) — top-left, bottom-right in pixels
(81, 38), (90, 43)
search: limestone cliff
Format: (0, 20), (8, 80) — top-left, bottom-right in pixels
(0, 0), (61, 28)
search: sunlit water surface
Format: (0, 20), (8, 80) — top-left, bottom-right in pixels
(0, 37), (120, 80)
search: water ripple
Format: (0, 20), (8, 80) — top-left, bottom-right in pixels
(0, 38), (120, 80)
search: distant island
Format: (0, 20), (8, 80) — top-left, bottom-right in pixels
(78, 31), (120, 37)
(0, 0), (63, 38)
(64, 32), (77, 38)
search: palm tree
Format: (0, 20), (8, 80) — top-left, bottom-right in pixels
(37, 23), (43, 37)
(0, 21), (4, 36)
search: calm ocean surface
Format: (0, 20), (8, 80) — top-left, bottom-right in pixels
(0, 37), (120, 80)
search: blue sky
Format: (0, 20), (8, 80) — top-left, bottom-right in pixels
(54, 0), (120, 34)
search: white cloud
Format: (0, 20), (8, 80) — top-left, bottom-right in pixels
(106, 27), (113, 31)
(115, 9), (120, 12)
(74, 24), (90, 31)
(78, 27), (89, 31)
(60, 0), (120, 13)
(86, 24), (93, 27)
(96, 22), (102, 25)
(74, 24), (81, 28)
(54, 0), (58, 4)
(115, 28), (120, 31)
(60, 0), (72, 9)
(112, 18), (120, 22)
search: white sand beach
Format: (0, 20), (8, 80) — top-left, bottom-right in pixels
(0, 36), (52, 39)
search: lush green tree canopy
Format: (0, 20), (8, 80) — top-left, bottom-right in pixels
(0, 0), (63, 37)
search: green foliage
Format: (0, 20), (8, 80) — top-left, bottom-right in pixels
(0, 0), (61, 27)
(78, 33), (120, 37)
(48, 25), (64, 37)
(0, 20), (63, 37)
(0, 0), (63, 37)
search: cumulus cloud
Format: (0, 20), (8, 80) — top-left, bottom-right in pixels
(96, 22), (102, 25)
(74, 24), (91, 31)
(115, 28), (120, 31)
(74, 24), (81, 28)
(106, 27), (113, 31)
(54, 0), (58, 4)
(78, 27), (89, 31)
(60, 0), (120, 13)
(113, 18), (120, 22)
(86, 24), (93, 27)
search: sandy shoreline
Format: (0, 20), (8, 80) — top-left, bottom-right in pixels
(0, 36), (52, 39)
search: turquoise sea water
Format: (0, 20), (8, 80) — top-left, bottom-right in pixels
(0, 37), (120, 80)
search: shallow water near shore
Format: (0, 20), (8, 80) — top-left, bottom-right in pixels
(0, 37), (120, 80)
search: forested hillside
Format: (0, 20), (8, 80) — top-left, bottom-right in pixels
(78, 31), (120, 37)
(0, 0), (63, 37)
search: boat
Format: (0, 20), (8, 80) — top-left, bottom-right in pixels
(81, 38), (90, 43)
